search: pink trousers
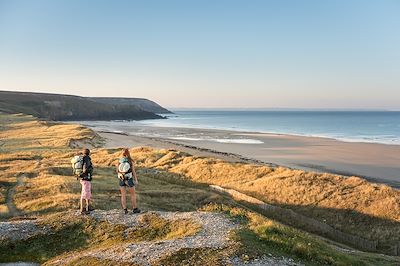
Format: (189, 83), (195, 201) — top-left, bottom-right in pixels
(80, 180), (92, 200)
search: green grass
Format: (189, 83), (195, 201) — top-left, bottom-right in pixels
(0, 219), (87, 263)
(0, 213), (127, 263)
(158, 248), (233, 266)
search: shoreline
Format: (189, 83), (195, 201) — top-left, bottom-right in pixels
(91, 124), (400, 188)
(66, 118), (400, 146)
(138, 123), (400, 146)
(97, 130), (277, 166)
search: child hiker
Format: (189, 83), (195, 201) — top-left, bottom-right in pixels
(71, 148), (94, 214)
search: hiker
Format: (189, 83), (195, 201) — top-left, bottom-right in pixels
(117, 148), (140, 214)
(71, 148), (93, 214)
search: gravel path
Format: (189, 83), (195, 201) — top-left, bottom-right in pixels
(48, 210), (238, 265)
(1, 210), (301, 266)
(93, 210), (237, 265)
(230, 255), (302, 266)
(0, 220), (47, 242)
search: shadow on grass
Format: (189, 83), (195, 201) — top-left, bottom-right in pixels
(88, 166), (235, 212)
(203, 203), (400, 266)
(48, 166), (73, 176)
(0, 154), (42, 162)
(158, 247), (231, 266)
(220, 189), (400, 256)
(0, 222), (87, 263)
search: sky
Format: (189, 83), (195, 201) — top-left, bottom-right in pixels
(0, 0), (399, 109)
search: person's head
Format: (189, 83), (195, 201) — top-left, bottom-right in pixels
(122, 148), (132, 162)
(122, 148), (130, 157)
(83, 148), (90, 156)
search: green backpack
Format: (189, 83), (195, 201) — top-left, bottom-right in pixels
(71, 155), (84, 176)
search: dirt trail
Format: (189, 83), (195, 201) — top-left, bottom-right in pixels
(6, 160), (41, 217)
(6, 174), (24, 217)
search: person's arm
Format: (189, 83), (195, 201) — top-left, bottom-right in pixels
(82, 157), (93, 177)
(131, 163), (138, 184)
(116, 161), (119, 174)
(81, 157), (88, 176)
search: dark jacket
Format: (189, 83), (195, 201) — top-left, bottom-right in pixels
(80, 155), (93, 181)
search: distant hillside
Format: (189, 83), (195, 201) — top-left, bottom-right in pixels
(0, 91), (165, 121)
(90, 97), (171, 114)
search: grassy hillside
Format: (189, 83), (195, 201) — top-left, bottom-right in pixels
(126, 148), (400, 253)
(0, 90), (165, 121)
(89, 97), (171, 114)
(0, 113), (399, 265)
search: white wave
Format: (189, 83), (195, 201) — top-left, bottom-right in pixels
(169, 137), (202, 141)
(210, 138), (264, 144)
(169, 136), (263, 144)
(334, 137), (400, 145)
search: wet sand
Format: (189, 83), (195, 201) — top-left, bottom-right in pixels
(94, 126), (400, 188)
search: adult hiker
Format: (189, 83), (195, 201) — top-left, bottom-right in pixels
(117, 148), (140, 214)
(71, 148), (94, 214)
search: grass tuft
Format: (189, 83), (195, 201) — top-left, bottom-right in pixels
(127, 212), (201, 241)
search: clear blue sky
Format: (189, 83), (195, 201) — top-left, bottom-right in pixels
(0, 0), (399, 109)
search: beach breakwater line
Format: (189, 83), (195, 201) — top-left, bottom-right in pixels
(210, 185), (399, 256)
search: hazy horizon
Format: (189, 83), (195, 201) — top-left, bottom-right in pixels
(2, 89), (399, 111)
(1, 0), (399, 109)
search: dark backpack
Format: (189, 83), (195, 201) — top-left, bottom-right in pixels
(81, 156), (93, 181)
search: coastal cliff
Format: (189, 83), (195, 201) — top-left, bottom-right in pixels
(89, 97), (171, 114)
(0, 91), (169, 121)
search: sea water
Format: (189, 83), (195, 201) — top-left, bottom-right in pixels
(79, 110), (400, 145)
(139, 110), (400, 145)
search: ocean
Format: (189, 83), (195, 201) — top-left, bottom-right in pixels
(81, 110), (400, 145)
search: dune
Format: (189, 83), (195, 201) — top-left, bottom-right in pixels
(1, 113), (400, 265)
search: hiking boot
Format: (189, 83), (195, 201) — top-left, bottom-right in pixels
(80, 210), (89, 215)
(124, 208), (128, 215)
(88, 205), (95, 212)
(132, 208), (141, 214)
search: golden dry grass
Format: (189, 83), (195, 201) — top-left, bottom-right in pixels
(1, 113), (400, 265)
(0, 114), (101, 151)
(0, 114), (98, 217)
(96, 147), (400, 244)
(0, 114), (224, 218)
(1, 112), (399, 243)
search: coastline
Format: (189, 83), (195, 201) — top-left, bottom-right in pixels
(140, 110), (400, 146)
(2, 113), (400, 261)
(90, 124), (400, 188)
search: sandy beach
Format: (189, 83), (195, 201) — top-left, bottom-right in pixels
(93, 125), (400, 188)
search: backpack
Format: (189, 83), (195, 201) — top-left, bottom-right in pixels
(71, 155), (84, 176)
(118, 157), (133, 179)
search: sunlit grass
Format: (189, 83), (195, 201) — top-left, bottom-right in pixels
(1, 113), (399, 265)
(113, 147), (400, 244)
